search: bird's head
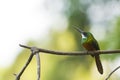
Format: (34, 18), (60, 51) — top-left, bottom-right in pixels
(74, 27), (93, 40)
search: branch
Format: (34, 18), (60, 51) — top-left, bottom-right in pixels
(35, 53), (41, 80)
(105, 66), (120, 80)
(18, 44), (120, 80)
(15, 53), (34, 80)
(15, 46), (40, 80)
(19, 44), (120, 55)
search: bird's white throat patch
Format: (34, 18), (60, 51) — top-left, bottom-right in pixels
(81, 34), (86, 38)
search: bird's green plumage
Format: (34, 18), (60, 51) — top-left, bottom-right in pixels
(81, 32), (100, 51)
(74, 27), (103, 74)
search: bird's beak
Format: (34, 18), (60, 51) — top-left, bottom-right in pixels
(74, 27), (86, 38)
(74, 27), (84, 33)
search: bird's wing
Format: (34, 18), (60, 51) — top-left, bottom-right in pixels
(91, 39), (100, 50)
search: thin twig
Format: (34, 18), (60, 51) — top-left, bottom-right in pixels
(19, 44), (120, 55)
(35, 53), (41, 80)
(105, 66), (120, 80)
(15, 53), (34, 80)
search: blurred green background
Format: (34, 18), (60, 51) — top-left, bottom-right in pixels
(1, 0), (120, 80)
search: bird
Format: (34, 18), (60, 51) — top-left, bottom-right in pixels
(74, 27), (103, 74)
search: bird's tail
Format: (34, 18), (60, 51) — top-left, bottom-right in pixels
(95, 55), (103, 74)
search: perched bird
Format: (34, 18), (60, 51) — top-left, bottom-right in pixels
(74, 27), (103, 74)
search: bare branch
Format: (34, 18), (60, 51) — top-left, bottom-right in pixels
(19, 44), (31, 49)
(35, 53), (41, 80)
(15, 46), (40, 80)
(15, 53), (34, 80)
(18, 44), (120, 80)
(105, 66), (120, 80)
(19, 44), (120, 56)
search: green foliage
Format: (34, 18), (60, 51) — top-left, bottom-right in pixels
(64, 0), (90, 29)
(101, 17), (120, 60)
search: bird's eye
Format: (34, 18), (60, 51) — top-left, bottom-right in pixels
(83, 32), (88, 36)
